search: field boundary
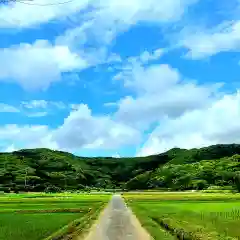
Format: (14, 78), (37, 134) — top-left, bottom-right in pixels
(151, 216), (194, 240)
(150, 216), (236, 240)
(0, 209), (88, 214)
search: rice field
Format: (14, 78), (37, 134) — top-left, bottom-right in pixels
(2, 192), (240, 240)
(0, 193), (110, 240)
(124, 192), (240, 240)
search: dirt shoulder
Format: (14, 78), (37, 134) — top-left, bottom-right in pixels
(81, 195), (152, 240)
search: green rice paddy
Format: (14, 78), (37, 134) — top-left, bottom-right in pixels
(124, 192), (240, 240)
(0, 193), (110, 240)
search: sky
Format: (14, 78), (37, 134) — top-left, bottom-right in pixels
(0, 0), (240, 157)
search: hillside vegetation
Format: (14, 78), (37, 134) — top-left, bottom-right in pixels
(1, 144), (240, 192)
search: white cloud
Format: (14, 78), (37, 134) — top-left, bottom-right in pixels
(26, 112), (48, 118)
(127, 48), (164, 65)
(70, 104), (83, 111)
(104, 102), (118, 107)
(4, 0), (236, 157)
(65, 0), (195, 51)
(21, 100), (48, 109)
(97, 0), (198, 25)
(0, 40), (88, 90)
(53, 104), (141, 150)
(21, 100), (67, 110)
(180, 21), (240, 59)
(117, 63), (180, 93)
(0, 125), (46, 151)
(0, 103), (19, 113)
(2, 88), (240, 157)
(0, 0), (198, 30)
(0, 101), (67, 117)
(56, 0), (198, 52)
(138, 91), (240, 156)
(2, 144), (18, 153)
(139, 49), (164, 63)
(0, 124), (56, 149)
(112, 153), (121, 158)
(0, 0), (91, 28)
(0, 103), (141, 152)
(50, 101), (67, 109)
(115, 62), (220, 129)
(21, 100), (69, 117)
(0, 0), (198, 91)
(55, 21), (90, 48)
(0, 39), (120, 91)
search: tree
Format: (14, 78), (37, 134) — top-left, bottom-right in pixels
(192, 180), (208, 190)
(234, 173), (240, 192)
(1, 144), (240, 192)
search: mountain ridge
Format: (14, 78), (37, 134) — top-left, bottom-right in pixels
(1, 144), (240, 192)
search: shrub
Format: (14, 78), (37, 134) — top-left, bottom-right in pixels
(234, 174), (240, 192)
(44, 185), (62, 193)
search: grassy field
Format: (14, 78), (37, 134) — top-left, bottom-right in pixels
(124, 192), (240, 240)
(0, 193), (110, 240)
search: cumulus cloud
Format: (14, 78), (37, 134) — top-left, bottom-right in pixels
(2, 144), (18, 153)
(138, 91), (240, 156)
(53, 104), (141, 150)
(2, 86), (239, 156)
(0, 125), (48, 142)
(0, 40), (88, 90)
(0, 103), (143, 152)
(0, 124), (56, 150)
(115, 61), (220, 129)
(0, 35), (118, 91)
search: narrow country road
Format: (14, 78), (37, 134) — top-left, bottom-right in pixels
(83, 195), (152, 240)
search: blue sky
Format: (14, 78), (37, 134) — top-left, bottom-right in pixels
(1, 0), (240, 157)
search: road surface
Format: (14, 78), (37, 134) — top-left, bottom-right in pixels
(83, 195), (152, 240)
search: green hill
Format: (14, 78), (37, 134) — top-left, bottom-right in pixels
(0, 144), (240, 192)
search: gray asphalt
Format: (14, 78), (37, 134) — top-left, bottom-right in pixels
(84, 195), (151, 240)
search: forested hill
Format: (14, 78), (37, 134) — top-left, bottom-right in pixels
(1, 144), (240, 192)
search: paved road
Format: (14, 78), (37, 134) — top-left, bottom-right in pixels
(84, 195), (151, 240)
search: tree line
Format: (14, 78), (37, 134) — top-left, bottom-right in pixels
(0, 144), (240, 193)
